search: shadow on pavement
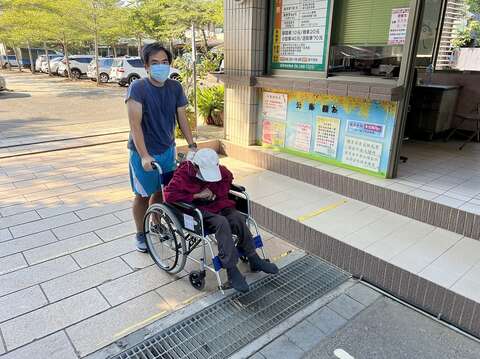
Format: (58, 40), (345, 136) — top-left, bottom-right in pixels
(0, 91), (31, 99)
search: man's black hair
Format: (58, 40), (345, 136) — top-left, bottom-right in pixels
(142, 43), (172, 65)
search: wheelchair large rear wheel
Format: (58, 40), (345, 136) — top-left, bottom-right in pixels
(144, 204), (187, 274)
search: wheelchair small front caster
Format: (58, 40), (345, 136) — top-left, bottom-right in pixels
(189, 270), (206, 290)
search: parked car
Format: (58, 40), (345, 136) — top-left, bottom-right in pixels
(0, 75), (6, 91)
(36, 54), (63, 72)
(57, 55), (94, 78)
(41, 57), (64, 75)
(86, 58), (114, 83)
(109, 57), (180, 86)
(0, 55), (19, 68)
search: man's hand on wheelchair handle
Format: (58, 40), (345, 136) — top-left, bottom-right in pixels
(141, 155), (156, 171)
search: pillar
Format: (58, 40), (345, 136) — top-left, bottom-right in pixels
(223, 0), (267, 145)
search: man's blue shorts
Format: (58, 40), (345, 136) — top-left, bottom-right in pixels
(129, 147), (175, 197)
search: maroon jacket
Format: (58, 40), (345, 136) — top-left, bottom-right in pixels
(164, 161), (236, 214)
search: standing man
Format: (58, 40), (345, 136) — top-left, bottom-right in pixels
(126, 42), (196, 252)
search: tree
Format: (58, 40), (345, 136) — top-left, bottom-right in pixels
(466, 0), (480, 15)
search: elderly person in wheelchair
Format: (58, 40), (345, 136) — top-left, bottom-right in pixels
(163, 148), (278, 292)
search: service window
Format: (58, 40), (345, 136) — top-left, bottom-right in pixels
(329, 0), (412, 78)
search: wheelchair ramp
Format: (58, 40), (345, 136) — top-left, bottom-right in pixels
(112, 255), (350, 359)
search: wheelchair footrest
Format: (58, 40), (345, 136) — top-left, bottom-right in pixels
(254, 235), (264, 249)
(212, 256), (223, 272)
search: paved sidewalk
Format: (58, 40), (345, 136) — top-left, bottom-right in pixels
(250, 283), (480, 359)
(0, 142), (295, 358)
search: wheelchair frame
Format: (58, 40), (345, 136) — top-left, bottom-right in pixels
(144, 161), (267, 293)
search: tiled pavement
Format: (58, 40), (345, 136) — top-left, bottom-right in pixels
(250, 282), (480, 359)
(251, 283), (381, 359)
(1, 140), (479, 357)
(0, 142), (297, 358)
(393, 140), (480, 215)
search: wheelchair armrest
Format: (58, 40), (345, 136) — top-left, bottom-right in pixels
(172, 201), (197, 211)
(231, 184), (245, 192)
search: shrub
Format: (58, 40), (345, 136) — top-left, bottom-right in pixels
(197, 85), (224, 126)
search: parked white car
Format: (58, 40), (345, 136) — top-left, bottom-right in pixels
(109, 57), (180, 86)
(0, 75), (6, 91)
(86, 58), (114, 83)
(36, 54), (63, 72)
(57, 55), (94, 78)
(41, 56), (64, 74)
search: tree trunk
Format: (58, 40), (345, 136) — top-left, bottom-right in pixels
(137, 35), (142, 57)
(44, 42), (52, 76)
(0, 47), (4, 69)
(27, 40), (35, 73)
(62, 34), (72, 79)
(112, 45), (117, 58)
(126, 45), (130, 56)
(201, 28), (208, 51)
(12, 44), (22, 72)
(94, 30), (100, 86)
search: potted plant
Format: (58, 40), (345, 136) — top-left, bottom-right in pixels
(198, 85), (224, 126)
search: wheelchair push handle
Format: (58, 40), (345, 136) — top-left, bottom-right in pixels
(150, 161), (163, 175)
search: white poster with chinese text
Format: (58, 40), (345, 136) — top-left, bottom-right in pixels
(314, 117), (340, 158)
(342, 137), (383, 171)
(262, 92), (288, 122)
(388, 8), (410, 45)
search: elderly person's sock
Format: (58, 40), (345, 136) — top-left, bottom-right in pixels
(226, 266), (249, 293)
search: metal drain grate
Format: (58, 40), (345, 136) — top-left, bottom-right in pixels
(113, 255), (350, 359)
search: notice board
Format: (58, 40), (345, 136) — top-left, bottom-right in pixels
(259, 90), (398, 177)
(271, 0), (332, 72)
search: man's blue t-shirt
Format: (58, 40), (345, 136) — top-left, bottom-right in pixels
(125, 78), (188, 155)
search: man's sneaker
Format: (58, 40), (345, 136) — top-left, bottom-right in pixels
(226, 266), (249, 293)
(248, 253), (279, 274)
(135, 233), (148, 253)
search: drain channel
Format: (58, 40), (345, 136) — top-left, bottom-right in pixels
(113, 255), (350, 359)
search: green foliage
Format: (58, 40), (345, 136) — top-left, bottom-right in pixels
(197, 52), (222, 76)
(466, 0), (480, 15)
(175, 108), (196, 139)
(452, 20), (480, 48)
(0, 0), (223, 54)
(197, 85), (224, 125)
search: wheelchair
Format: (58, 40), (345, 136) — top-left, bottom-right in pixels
(144, 159), (268, 293)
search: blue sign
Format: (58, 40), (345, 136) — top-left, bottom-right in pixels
(347, 120), (385, 138)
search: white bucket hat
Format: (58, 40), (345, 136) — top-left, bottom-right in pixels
(191, 148), (222, 182)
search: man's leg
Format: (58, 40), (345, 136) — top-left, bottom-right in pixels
(149, 190), (163, 206)
(203, 211), (249, 292)
(222, 208), (278, 274)
(132, 194), (150, 252)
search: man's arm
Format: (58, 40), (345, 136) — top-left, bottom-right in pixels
(177, 106), (195, 146)
(127, 99), (154, 170)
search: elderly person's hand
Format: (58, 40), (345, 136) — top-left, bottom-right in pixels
(193, 188), (216, 201)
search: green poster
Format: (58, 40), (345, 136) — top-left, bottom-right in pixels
(271, 0), (332, 72)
